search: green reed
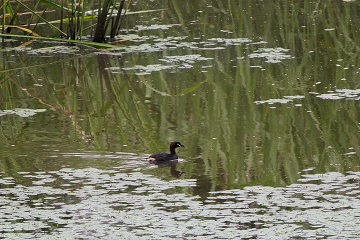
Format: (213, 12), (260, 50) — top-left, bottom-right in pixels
(0, 0), (132, 44)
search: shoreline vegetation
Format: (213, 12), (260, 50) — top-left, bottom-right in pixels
(0, 0), (164, 48)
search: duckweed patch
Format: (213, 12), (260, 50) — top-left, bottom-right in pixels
(254, 98), (293, 105)
(108, 64), (174, 75)
(207, 37), (252, 45)
(0, 108), (46, 118)
(316, 89), (360, 100)
(248, 47), (292, 63)
(254, 96), (304, 105)
(255, 89), (360, 106)
(27, 46), (81, 55)
(1, 169), (360, 239)
(135, 24), (180, 31)
(106, 54), (213, 75)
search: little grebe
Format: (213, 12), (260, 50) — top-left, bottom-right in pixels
(148, 141), (185, 162)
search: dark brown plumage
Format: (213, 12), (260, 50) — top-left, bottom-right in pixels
(148, 141), (185, 162)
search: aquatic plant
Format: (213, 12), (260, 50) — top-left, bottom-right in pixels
(0, 0), (163, 46)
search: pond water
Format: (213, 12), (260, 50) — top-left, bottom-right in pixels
(1, 1), (360, 239)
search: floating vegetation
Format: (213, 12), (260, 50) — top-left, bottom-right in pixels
(208, 37), (252, 45)
(110, 34), (263, 56)
(256, 89), (360, 105)
(27, 46), (81, 55)
(248, 47), (292, 63)
(124, 43), (168, 52)
(107, 54), (213, 75)
(2, 43), (86, 56)
(1, 46), (32, 53)
(118, 40), (197, 53)
(316, 89), (360, 100)
(1, 169), (360, 239)
(255, 95), (304, 105)
(283, 95), (306, 100)
(160, 54), (213, 64)
(0, 108), (46, 118)
(255, 98), (293, 104)
(135, 24), (181, 31)
(109, 64), (174, 75)
(316, 93), (345, 100)
(153, 36), (188, 42)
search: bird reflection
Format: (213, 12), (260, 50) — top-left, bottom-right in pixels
(149, 159), (185, 178)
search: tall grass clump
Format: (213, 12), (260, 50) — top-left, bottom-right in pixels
(0, 0), (132, 44)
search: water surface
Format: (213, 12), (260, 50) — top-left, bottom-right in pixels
(1, 0), (360, 239)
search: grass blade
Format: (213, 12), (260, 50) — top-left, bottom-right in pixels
(4, 25), (40, 36)
(0, 33), (116, 48)
(14, 0), (67, 37)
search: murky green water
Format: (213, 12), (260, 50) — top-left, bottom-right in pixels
(1, 1), (360, 239)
